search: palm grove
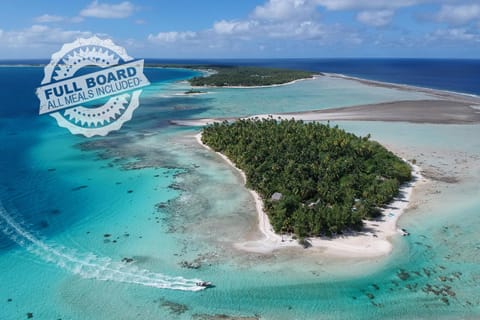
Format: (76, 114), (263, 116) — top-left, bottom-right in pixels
(189, 66), (315, 87)
(202, 119), (412, 239)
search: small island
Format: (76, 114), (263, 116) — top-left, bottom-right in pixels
(189, 66), (316, 87)
(201, 118), (412, 240)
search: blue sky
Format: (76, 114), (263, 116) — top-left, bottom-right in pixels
(0, 0), (479, 59)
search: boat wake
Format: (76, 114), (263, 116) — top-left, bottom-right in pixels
(0, 202), (204, 291)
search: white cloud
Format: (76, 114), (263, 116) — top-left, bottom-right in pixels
(428, 28), (479, 42)
(0, 25), (93, 48)
(436, 4), (480, 25)
(211, 0), (329, 40)
(214, 20), (258, 35)
(147, 0), (433, 52)
(29, 25), (49, 33)
(71, 16), (85, 23)
(123, 38), (144, 48)
(80, 1), (135, 19)
(315, 0), (419, 11)
(35, 14), (65, 23)
(150, 0), (479, 55)
(253, 0), (317, 21)
(262, 20), (326, 39)
(148, 0), (367, 51)
(252, 0), (422, 27)
(357, 10), (394, 26)
(34, 14), (85, 24)
(211, 17), (328, 40)
(147, 31), (197, 43)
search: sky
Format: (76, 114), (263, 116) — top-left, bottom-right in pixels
(0, 0), (479, 59)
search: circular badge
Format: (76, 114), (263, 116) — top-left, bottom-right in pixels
(36, 36), (150, 137)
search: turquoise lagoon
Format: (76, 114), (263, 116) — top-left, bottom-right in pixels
(0, 66), (479, 319)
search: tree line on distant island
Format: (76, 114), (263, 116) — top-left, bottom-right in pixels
(188, 66), (316, 87)
(202, 118), (412, 239)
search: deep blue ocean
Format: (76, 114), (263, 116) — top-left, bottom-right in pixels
(3, 58), (480, 96)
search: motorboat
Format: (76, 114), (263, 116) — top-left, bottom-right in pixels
(196, 281), (213, 288)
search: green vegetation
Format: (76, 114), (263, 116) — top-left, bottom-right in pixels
(202, 118), (411, 238)
(188, 66), (316, 87)
(145, 64), (317, 87)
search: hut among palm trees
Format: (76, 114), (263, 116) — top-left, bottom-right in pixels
(271, 192), (283, 201)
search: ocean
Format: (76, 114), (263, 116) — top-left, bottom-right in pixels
(0, 59), (479, 319)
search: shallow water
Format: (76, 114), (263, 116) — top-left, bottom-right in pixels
(0, 67), (479, 319)
(163, 76), (434, 119)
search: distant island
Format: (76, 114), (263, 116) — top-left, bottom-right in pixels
(145, 64), (317, 87)
(201, 118), (412, 239)
(188, 66), (316, 87)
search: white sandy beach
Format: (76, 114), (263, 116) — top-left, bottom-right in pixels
(195, 132), (423, 258)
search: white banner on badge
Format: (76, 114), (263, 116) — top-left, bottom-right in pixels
(37, 59), (149, 115)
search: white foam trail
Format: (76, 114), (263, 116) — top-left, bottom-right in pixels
(0, 202), (204, 291)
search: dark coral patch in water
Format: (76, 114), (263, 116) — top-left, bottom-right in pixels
(397, 269), (410, 281)
(71, 185), (88, 191)
(38, 220), (49, 229)
(157, 298), (188, 315)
